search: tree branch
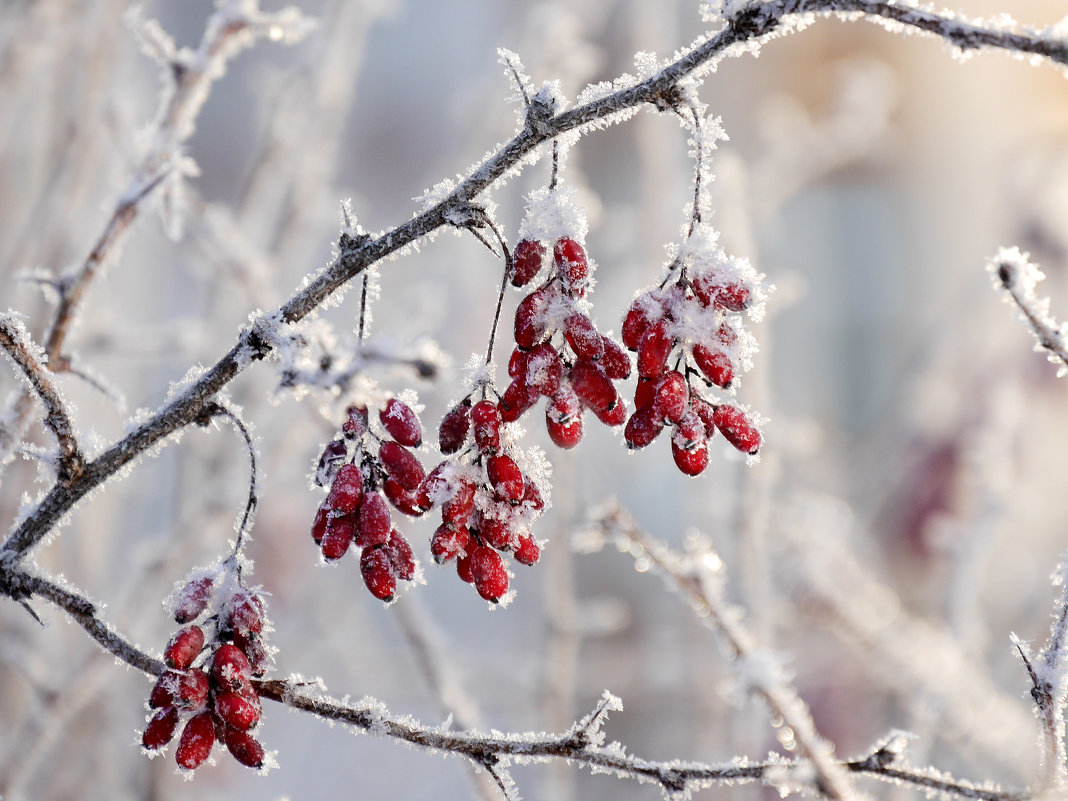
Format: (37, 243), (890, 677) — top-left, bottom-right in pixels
(989, 248), (1068, 375)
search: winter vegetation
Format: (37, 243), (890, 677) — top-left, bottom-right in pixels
(2, 1), (1068, 799)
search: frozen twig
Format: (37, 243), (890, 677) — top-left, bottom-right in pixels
(586, 501), (857, 801)
(0, 315), (84, 484)
(989, 248), (1068, 376)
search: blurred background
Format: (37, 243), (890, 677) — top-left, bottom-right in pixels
(2, 0), (1068, 799)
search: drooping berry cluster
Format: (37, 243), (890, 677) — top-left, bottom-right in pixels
(501, 191), (631, 448)
(142, 575), (271, 771)
(622, 228), (765, 473)
(425, 397), (547, 603)
(309, 398), (423, 602)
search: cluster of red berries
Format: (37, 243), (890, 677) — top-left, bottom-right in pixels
(310, 399), (422, 602)
(142, 577), (270, 771)
(621, 256), (763, 474)
(426, 397), (546, 602)
(502, 235), (631, 447)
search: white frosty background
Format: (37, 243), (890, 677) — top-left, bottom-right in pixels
(2, 0), (1068, 799)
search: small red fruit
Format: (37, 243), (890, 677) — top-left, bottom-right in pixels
(355, 491), (392, 548)
(524, 342), (563, 396)
(227, 591), (264, 638)
(652, 370), (688, 424)
(142, 706), (179, 751)
(175, 711), (216, 770)
(311, 504), (329, 544)
(499, 377), (539, 423)
(554, 237), (589, 296)
(592, 394), (626, 426)
(456, 549), (476, 583)
(692, 344), (733, 388)
(637, 320), (674, 378)
(383, 477), (424, 516)
(380, 398), (422, 447)
(672, 439), (709, 475)
(568, 360), (616, 413)
(173, 669), (210, 711)
(432, 523), (470, 563)
(379, 441), (425, 491)
(486, 454), (524, 503)
(600, 337), (632, 379)
(439, 402), (471, 454)
(564, 313), (604, 361)
(625, 406), (665, 449)
(713, 405), (762, 454)
(212, 644), (254, 694)
(510, 238), (546, 287)
(471, 399), (503, 452)
(342, 405), (368, 439)
(470, 546), (509, 602)
(325, 463), (363, 514)
(508, 347), (529, 378)
(222, 726), (266, 768)
(320, 513), (355, 560)
(173, 576), (215, 624)
(385, 529), (416, 581)
(514, 533), (541, 566)
(514, 286), (552, 348)
(360, 547), (397, 601)
(214, 691), (262, 731)
(164, 626), (205, 670)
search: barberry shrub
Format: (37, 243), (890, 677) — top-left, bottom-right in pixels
(1, 1), (1068, 800)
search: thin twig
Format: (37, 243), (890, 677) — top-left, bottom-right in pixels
(991, 250), (1068, 373)
(0, 316), (84, 483)
(206, 403), (259, 569)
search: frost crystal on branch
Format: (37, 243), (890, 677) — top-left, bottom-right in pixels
(988, 248), (1068, 376)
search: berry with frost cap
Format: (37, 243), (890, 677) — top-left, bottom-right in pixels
(510, 239), (546, 287)
(175, 711), (215, 770)
(379, 398), (422, 447)
(439, 401), (471, 454)
(361, 547), (397, 601)
(164, 626), (204, 670)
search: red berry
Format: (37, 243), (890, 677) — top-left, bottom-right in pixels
(524, 342), (563, 396)
(691, 396), (717, 439)
(432, 524), (471, 563)
(717, 322), (738, 347)
(713, 405), (762, 454)
(442, 477), (477, 526)
(471, 400), (503, 452)
(175, 711), (216, 770)
(600, 337), (632, 379)
(385, 529), (416, 580)
(514, 533), (541, 566)
(672, 438), (709, 475)
(592, 394), (626, 426)
(692, 344), (733, 388)
(514, 286), (552, 349)
(355, 491), (392, 548)
(150, 673), (177, 709)
(227, 591), (264, 638)
(622, 294), (664, 351)
(416, 462), (448, 510)
(361, 547), (397, 601)
(380, 398), (422, 447)
(568, 360), (617, 413)
(439, 402), (471, 454)
(508, 347), (529, 378)
(692, 275), (752, 311)
(471, 546), (509, 602)
(325, 463), (363, 514)
(674, 410), (707, 451)
(546, 412), (583, 448)
(222, 726), (266, 768)
(521, 479), (545, 511)
(379, 441), (425, 491)
(634, 377), (657, 410)
(510, 238), (546, 287)
(212, 644), (254, 694)
(637, 320), (674, 378)
(554, 237), (589, 296)
(311, 504), (330, 544)
(164, 626), (204, 670)
(173, 576), (215, 624)
(652, 370), (688, 424)
(320, 513), (355, 560)
(233, 632), (270, 677)
(476, 516), (513, 550)
(142, 706), (179, 751)
(383, 477), (424, 516)
(214, 690), (262, 731)
(486, 454), (524, 503)
(625, 406), (665, 449)
(499, 377), (540, 423)
(315, 438), (348, 487)
(173, 669), (210, 711)
(564, 313), (604, 361)
(456, 549), (476, 583)
(342, 405), (369, 439)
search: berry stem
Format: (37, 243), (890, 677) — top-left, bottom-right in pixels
(549, 139), (559, 191)
(358, 274), (369, 341)
(210, 403), (259, 574)
(682, 103), (704, 238)
(479, 214), (514, 369)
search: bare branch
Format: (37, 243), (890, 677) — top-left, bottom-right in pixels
(0, 315), (84, 483)
(989, 248), (1068, 375)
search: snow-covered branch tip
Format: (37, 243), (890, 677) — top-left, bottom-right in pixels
(0, 314), (85, 483)
(583, 501), (857, 801)
(989, 248), (1068, 376)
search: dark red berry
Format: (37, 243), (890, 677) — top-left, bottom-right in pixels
(385, 529), (416, 581)
(456, 549), (476, 583)
(416, 463), (448, 510)
(713, 405), (762, 454)
(325, 463), (363, 514)
(175, 711), (216, 770)
(634, 377), (657, 410)
(692, 344), (733, 388)
(592, 394), (626, 426)
(212, 644), (254, 694)
(691, 396), (717, 439)
(672, 438), (709, 475)
(508, 346), (529, 378)
(546, 412), (583, 448)
(637, 320), (674, 378)
(315, 438), (348, 487)
(342, 405), (369, 439)
(692, 275), (752, 311)
(173, 576), (215, 624)
(379, 441), (425, 491)
(569, 360), (617, 413)
(380, 398), (422, 447)
(360, 547), (397, 601)
(214, 691), (262, 731)
(223, 726), (266, 768)
(486, 454), (524, 503)
(600, 337), (632, 379)
(355, 491), (391, 548)
(478, 515), (516, 550)
(510, 238), (546, 287)
(514, 533), (541, 566)
(142, 706), (179, 751)
(514, 286), (552, 348)
(227, 591), (264, 638)
(521, 479), (545, 511)
(439, 402), (471, 454)
(233, 632), (270, 677)
(164, 626), (204, 670)
(554, 237), (588, 296)
(471, 546), (509, 602)
(320, 513), (355, 560)
(625, 406), (665, 449)
(622, 295), (662, 351)
(431, 523), (470, 563)
(150, 673), (177, 709)
(471, 400), (503, 452)
(674, 410), (706, 451)
(564, 313), (604, 361)
(524, 342), (563, 396)
(311, 504), (329, 544)
(499, 377), (539, 423)
(652, 370), (688, 424)
(383, 477), (424, 516)
(441, 477), (477, 526)
(173, 669), (210, 711)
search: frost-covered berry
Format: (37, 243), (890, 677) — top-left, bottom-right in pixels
(510, 238), (546, 287)
(634, 377), (656, 410)
(499, 377), (539, 422)
(592, 395), (626, 426)
(554, 237), (589, 296)
(342, 405), (369, 439)
(514, 286), (552, 348)
(524, 342), (563, 396)
(564, 313), (604, 361)
(652, 370), (688, 424)
(173, 576), (215, 624)
(234, 632), (271, 677)
(442, 477), (477, 526)
(693, 276), (751, 311)
(222, 726), (266, 769)
(692, 344), (733, 388)
(672, 438), (709, 475)
(637, 320), (674, 378)
(379, 441), (425, 491)
(355, 491), (392, 548)
(439, 402), (471, 454)
(432, 523), (470, 563)
(471, 546), (509, 602)
(175, 711), (215, 770)
(214, 691), (262, 731)
(478, 516), (516, 550)
(486, 454), (524, 503)
(383, 477), (424, 516)
(546, 411), (583, 448)
(361, 547), (397, 601)
(385, 529), (416, 581)
(521, 479), (545, 511)
(325, 463), (364, 514)
(311, 505), (330, 544)
(625, 406), (665, 449)
(212, 644), (254, 694)
(173, 669), (210, 711)
(456, 548), (476, 584)
(315, 438), (348, 487)
(471, 400), (502, 452)
(600, 337), (632, 380)
(713, 405), (761, 454)
(691, 396), (717, 439)
(227, 591), (265, 638)
(164, 626), (205, 670)
(380, 398), (422, 447)
(514, 533), (541, 566)
(320, 513), (355, 560)
(142, 706), (179, 751)
(569, 360), (617, 414)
